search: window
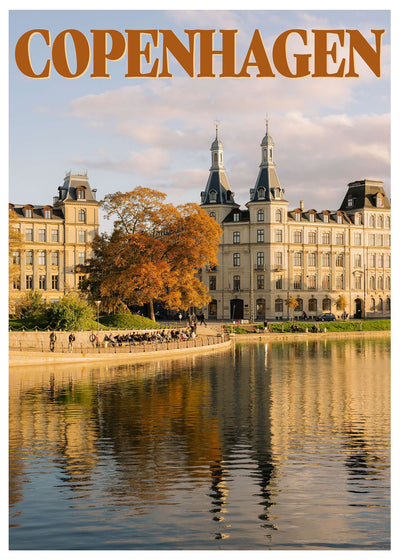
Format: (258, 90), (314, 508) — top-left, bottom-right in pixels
(294, 252), (302, 266)
(52, 275), (59, 290)
(293, 230), (302, 243)
(276, 275), (283, 289)
(370, 298), (376, 311)
(336, 233), (344, 245)
(39, 275), (46, 290)
(275, 298), (283, 313)
(354, 233), (362, 245)
(13, 278), (20, 290)
(377, 297), (383, 311)
(322, 232), (330, 244)
(348, 197), (354, 208)
(385, 254), (391, 268)
(275, 209), (282, 222)
(336, 275), (344, 290)
(233, 275), (240, 291)
(38, 229), (46, 242)
(354, 254), (362, 267)
(257, 209), (264, 222)
(275, 187), (281, 199)
(308, 298), (317, 312)
(378, 276), (383, 290)
(323, 213), (329, 223)
(308, 252), (317, 267)
(354, 275), (362, 290)
(78, 230), (86, 243)
(77, 187), (86, 200)
(51, 251), (59, 266)
(26, 228), (33, 241)
(233, 253), (240, 267)
(257, 275), (264, 290)
(25, 208), (32, 218)
(386, 297), (391, 311)
(275, 229), (283, 243)
(369, 215), (375, 228)
(337, 214), (343, 224)
(44, 209), (52, 219)
(385, 277), (391, 290)
(376, 195), (383, 207)
(78, 275), (86, 289)
(369, 254), (376, 268)
(296, 298), (303, 311)
(385, 216), (390, 228)
(308, 231), (317, 244)
(38, 251), (46, 266)
(256, 252), (265, 267)
(51, 229), (59, 242)
(307, 275), (316, 289)
(294, 275), (302, 289)
(376, 234), (383, 247)
(369, 276), (376, 290)
(209, 276), (216, 291)
(257, 229), (264, 243)
(209, 212), (216, 219)
(26, 275), (33, 289)
(78, 209), (86, 223)
(322, 275), (330, 290)
(377, 255), (384, 268)
(354, 214), (361, 225)
(78, 252), (86, 265)
(336, 253), (344, 267)
(233, 231), (240, 244)
(258, 187), (266, 200)
(233, 212), (240, 222)
(309, 213), (315, 222)
(275, 252), (283, 266)
(377, 215), (383, 228)
(368, 234), (375, 246)
(322, 253), (330, 267)
(322, 297), (331, 311)
(209, 190), (217, 203)
(13, 251), (20, 265)
(26, 251), (33, 265)
(295, 212), (301, 222)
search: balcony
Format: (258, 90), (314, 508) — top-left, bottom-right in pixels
(254, 264), (265, 271)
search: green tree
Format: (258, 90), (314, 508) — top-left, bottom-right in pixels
(48, 293), (96, 331)
(16, 290), (47, 319)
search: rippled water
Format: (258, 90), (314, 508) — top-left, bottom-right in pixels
(9, 337), (390, 550)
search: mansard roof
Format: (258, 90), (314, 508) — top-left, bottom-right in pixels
(222, 208), (250, 223)
(339, 179), (390, 211)
(55, 172), (98, 204)
(10, 204), (64, 220)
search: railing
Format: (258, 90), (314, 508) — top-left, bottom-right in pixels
(10, 335), (230, 354)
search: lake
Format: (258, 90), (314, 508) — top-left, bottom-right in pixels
(9, 336), (390, 550)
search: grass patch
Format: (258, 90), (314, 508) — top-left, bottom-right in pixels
(225, 319), (390, 334)
(99, 313), (160, 330)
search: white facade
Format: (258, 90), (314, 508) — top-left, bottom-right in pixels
(199, 126), (391, 321)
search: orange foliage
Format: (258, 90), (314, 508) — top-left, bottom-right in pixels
(87, 188), (222, 318)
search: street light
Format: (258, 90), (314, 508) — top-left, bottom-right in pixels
(96, 300), (101, 341)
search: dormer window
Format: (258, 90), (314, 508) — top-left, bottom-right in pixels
(295, 212), (301, 222)
(24, 206), (33, 218)
(323, 213), (329, 223)
(309, 213), (315, 222)
(209, 212), (216, 219)
(274, 187), (281, 199)
(258, 187), (266, 200)
(355, 213), (361, 225)
(77, 187), (86, 200)
(337, 214), (343, 224)
(376, 194), (383, 207)
(233, 212), (240, 222)
(43, 206), (52, 219)
(348, 197), (354, 208)
(209, 190), (217, 203)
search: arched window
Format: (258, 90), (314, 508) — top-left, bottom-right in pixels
(308, 298), (317, 312)
(274, 187), (281, 199)
(385, 276), (391, 290)
(78, 209), (86, 222)
(296, 298), (303, 311)
(369, 276), (376, 290)
(209, 190), (217, 203)
(209, 212), (216, 219)
(377, 215), (383, 228)
(378, 276), (383, 290)
(385, 216), (390, 228)
(258, 187), (266, 200)
(386, 297), (391, 311)
(275, 298), (283, 313)
(377, 298), (383, 311)
(369, 215), (375, 228)
(257, 209), (264, 222)
(370, 298), (375, 311)
(275, 209), (282, 222)
(322, 298), (331, 311)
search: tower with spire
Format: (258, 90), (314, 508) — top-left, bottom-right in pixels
(200, 124), (239, 223)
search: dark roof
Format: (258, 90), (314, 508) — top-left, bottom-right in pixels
(10, 205), (64, 220)
(201, 170), (238, 206)
(339, 180), (390, 211)
(222, 209), (250, 223)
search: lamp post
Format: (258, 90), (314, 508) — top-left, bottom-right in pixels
(96, 300), (101, 340)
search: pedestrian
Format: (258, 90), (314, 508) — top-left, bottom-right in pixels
(68, 332), (75, 353)
(49, 331), (56, 352)
(263, 320), (269, 333)
(200, 312), (207, 326)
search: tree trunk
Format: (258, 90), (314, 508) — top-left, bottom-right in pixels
(148, 299), (155, 322)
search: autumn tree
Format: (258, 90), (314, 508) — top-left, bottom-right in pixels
(336, 295), (347, 318)
(285, 295), (299, 321)
(84, 187), (222, 321)
(9, 208), (22, 312)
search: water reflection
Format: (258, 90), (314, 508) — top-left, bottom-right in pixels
(9, 337), (390, 550)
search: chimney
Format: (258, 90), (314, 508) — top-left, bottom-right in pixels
(300, 200), (304, 211)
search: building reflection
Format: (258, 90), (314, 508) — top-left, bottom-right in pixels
(10, 337), (390, 539)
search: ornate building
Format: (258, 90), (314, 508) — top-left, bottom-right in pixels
(199, 125), (391, 321)
(9, 172), (99, 304)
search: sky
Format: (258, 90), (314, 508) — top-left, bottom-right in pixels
(8, 8), (391, 233)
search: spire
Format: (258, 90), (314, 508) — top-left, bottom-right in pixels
(200, 126), (238, 207)
(248, 120), (283, 203)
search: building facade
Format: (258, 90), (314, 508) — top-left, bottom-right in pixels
(199, 125), (391, 321)
(10, 172), (99, 305)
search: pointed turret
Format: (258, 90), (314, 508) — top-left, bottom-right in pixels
(249, 120), (285, 202)
(201, 125), (238, 207)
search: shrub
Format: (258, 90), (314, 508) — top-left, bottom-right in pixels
(99, 313), (160, 330)
(48, 294), (97, 331)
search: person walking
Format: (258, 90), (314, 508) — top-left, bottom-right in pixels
(49, 331), (56, 352)
(68, 332), (75, 353)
